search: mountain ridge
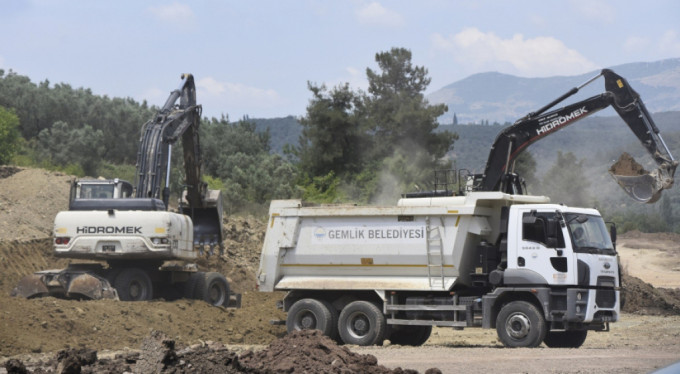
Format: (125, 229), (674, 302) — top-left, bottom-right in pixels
(427, 58), (680, 124)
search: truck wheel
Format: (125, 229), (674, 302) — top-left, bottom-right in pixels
(543, 330), (588, 348)
(199, 272), (230, 306)
(287, 299), (334, 337)
(114, 268), (153, 301)
(338, 301), (386, 346)
(388, 325), (432, 346)
(496, 301), (546, 348)
(321, 300), (340, 341)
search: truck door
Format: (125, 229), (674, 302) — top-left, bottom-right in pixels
(510, 208), (576, 286)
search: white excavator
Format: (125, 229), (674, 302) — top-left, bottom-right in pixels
(12, 74), (240, 307)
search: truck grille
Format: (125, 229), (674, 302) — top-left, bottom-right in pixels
(596, 276), (616, 308)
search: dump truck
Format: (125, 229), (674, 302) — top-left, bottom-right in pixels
(258, 193), (620, 348)
(12, 74), (239, 307)
(256, 69), (676, 347)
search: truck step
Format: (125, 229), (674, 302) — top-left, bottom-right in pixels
(387, 318), (467, 328)
(385, 304), (468, 312)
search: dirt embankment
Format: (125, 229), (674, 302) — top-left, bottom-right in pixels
(0, 223), (287, 357)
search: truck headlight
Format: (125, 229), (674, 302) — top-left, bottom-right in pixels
(151, 237), (169, 246)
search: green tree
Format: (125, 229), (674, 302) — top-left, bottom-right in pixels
(37, 121), (105, 176)
(201, 117), (297, 212)
(0, 106), (20, 164)
(295, 47), (458, 202)
(294, 83), (366, 178)
(364, 48), (455, 163)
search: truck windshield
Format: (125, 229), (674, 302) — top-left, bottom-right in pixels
(565, 213), (615, 255)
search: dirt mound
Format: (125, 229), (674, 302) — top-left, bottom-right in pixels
(4, 330), (438, 374)
(194, 216), (266, 293)
(0, 234), (286, 357)
(610, 152), (648, 176)
(0, 168), (72, 241)
(621, 273), (680, 315)
(240, 329), (437, 374)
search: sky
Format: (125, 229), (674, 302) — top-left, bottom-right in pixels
(1, 0), (679, 119)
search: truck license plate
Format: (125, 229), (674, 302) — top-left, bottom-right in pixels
(102, 245), (115, 252)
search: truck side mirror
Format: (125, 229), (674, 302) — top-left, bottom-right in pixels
(609, 223), (617, 249)
(545, 218), (561, 250)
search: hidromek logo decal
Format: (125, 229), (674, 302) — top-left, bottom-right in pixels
(76, 226), (142, 234)
(536, 106), (588, 136)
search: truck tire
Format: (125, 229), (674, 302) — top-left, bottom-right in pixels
(496, 301), (546, 348)
(321, 300), (340, 341)
(287, 299), (334, 337)
(338, 301), (386, 346)
(114, 268), (153, 301)
(199, 272), (230, 307)
(543, 330), (588, 348)
(388, 325), (432, 346)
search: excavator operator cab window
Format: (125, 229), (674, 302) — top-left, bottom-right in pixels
(79, 184), (115, 199)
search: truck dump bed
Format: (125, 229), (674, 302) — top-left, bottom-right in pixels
(257, 192), (549, 292)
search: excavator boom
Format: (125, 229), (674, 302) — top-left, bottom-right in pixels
(476, 69), (677, 203)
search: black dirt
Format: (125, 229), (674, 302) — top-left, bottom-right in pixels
(3, 330), (440, 373)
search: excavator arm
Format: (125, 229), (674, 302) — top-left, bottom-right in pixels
(135, 74), (223, 247)
(476, 69), (677, 203)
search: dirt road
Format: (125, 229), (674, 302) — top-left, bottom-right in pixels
(354, 314), (680, 373)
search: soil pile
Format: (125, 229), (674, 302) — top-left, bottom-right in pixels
(0, 167), (72, 240)
(4, 330), (438, 374)
(622, 272), (680, 315)
(0, 237), (287, 356)
(195, 216), (266, 293)
(610, 152), (648, 176)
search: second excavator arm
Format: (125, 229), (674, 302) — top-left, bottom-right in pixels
(135, 74), (223, 248)
(475, 69), (677, 203)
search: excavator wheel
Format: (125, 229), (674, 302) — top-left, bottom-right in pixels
(198, 272), (230, 307)
(114, 268), (153, 301)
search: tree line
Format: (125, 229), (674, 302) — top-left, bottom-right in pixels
(0, 48), (456, 213)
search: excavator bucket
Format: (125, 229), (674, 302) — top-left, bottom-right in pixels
(181, 188), (224, 254)
(11, 268), (118, 300)
(609, 153), (678, 204)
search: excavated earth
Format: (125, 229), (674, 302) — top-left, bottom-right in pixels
(610, 152), (648, 176)
(1, 166), (680, 373)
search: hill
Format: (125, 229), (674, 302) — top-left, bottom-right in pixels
(427, 58), (680, 124)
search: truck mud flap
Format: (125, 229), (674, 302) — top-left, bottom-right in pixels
(12, 270), (119, 300)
